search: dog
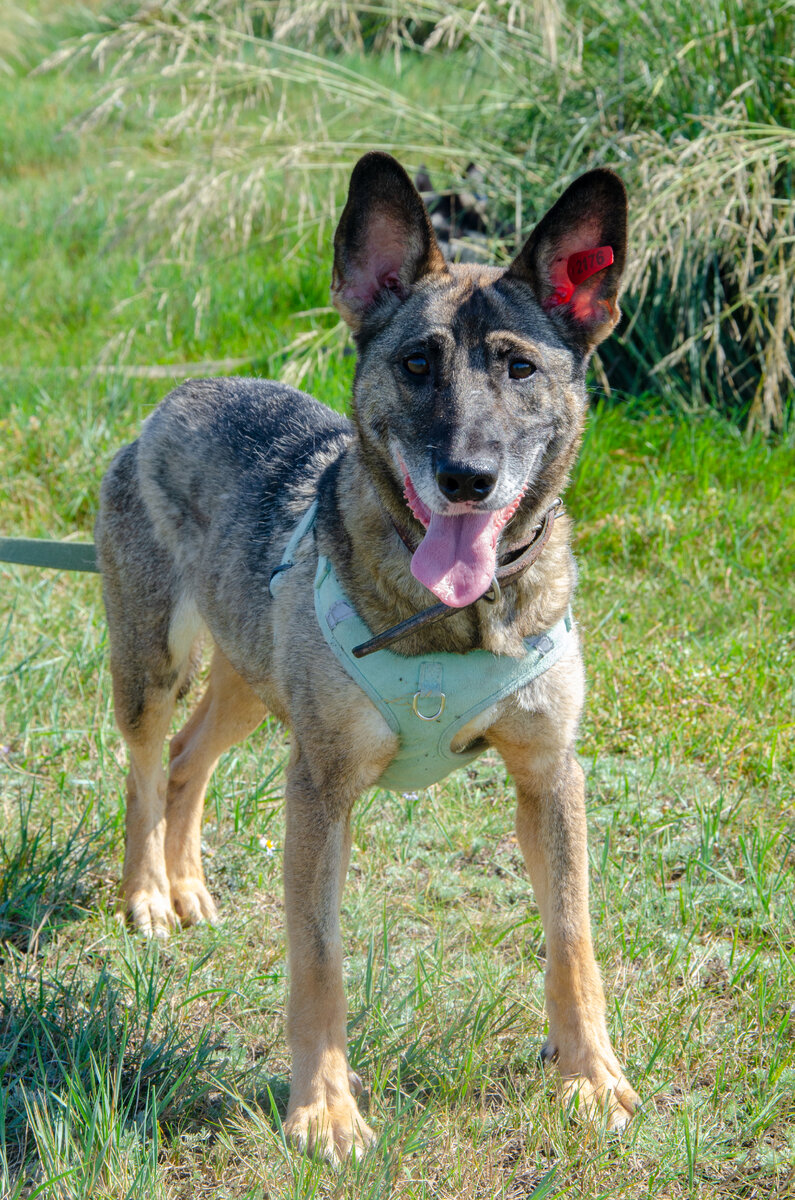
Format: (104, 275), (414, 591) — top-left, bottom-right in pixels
(96, 151), (639, 1160)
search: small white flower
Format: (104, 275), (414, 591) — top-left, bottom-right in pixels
(258, 836), (276, 857)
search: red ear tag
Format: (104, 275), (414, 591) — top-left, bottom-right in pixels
(567, 245), (614, 286)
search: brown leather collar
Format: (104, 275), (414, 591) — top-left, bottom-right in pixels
(352, 498), (563, 658)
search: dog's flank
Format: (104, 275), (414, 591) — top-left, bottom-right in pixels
(96, 152), (638, 1160)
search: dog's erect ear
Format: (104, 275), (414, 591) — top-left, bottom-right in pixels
(507, 169), (627, 353)
(332, 152), (447, 332)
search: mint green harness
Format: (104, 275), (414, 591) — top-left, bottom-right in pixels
(272, 501), (573, 793)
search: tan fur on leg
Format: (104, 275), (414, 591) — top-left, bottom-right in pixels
(494, 736), (639, 1129)
(165, 649), (267, 925)
(117, 688), (178, 938)
(281, 757), (375, 1161)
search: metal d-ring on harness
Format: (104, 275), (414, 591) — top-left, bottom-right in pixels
(408, 562), (500, 721)
(412, 689), (446, 721)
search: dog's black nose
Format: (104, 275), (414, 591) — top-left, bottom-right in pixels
(435, 457), (498, 503)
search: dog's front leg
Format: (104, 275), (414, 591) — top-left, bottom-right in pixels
(496, 741), (639, 1128)
(282, 755), (373, 1162)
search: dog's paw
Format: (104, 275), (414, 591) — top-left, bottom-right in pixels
(559, 1069), (639, 1131)
(543, 1039), (640, 1131)
(125, 886), (177, 939)
(170, 878), (218, 927)
(285, 1095), (375, 1163)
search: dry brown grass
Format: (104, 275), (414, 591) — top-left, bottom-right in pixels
(625, 114), (795, 435)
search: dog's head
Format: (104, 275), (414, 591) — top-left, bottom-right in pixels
(332, 152), (627, 608)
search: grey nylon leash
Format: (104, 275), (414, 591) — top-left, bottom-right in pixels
(0, 538), (99, 573)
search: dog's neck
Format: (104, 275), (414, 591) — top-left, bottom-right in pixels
(318, 439), (576, 659)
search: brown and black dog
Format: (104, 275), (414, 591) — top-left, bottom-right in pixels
(96, 152), (638, 1160)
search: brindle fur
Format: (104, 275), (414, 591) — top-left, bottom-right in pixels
(96, 152), (639, 1159)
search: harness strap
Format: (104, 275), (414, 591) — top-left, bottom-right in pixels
(314, 553), (574, 792)
(265, 495), (564, 656)
(268, 500), (319, 596)
(353, 500), (563, 657)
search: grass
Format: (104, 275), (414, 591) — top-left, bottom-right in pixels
(1, 3), (794, 1197)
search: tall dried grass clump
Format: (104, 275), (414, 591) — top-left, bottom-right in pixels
(621, 116), (794, 435)
(40, 0), (794, 432)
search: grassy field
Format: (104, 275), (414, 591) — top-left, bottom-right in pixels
(1, 4), (794, 1198)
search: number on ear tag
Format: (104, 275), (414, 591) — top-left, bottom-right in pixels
(567, 245), (614, 286)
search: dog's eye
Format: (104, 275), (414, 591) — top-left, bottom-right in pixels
(403, 354), (430, 376)
(509, 359), (535, 380)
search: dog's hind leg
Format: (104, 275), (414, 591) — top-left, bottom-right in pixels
(117, 687), (180, 938)
(165, 648), (267, 926)
(98, 444), (205, 936)
(106, 627), (198, 938)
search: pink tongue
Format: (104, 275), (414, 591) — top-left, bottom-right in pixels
(410, 510), (499, 607)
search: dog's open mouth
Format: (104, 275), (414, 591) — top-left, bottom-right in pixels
(401, 468), (526, 608)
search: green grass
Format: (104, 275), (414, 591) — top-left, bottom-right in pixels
(1, 4), (794, 1197)
(29, 0), (795, 431)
